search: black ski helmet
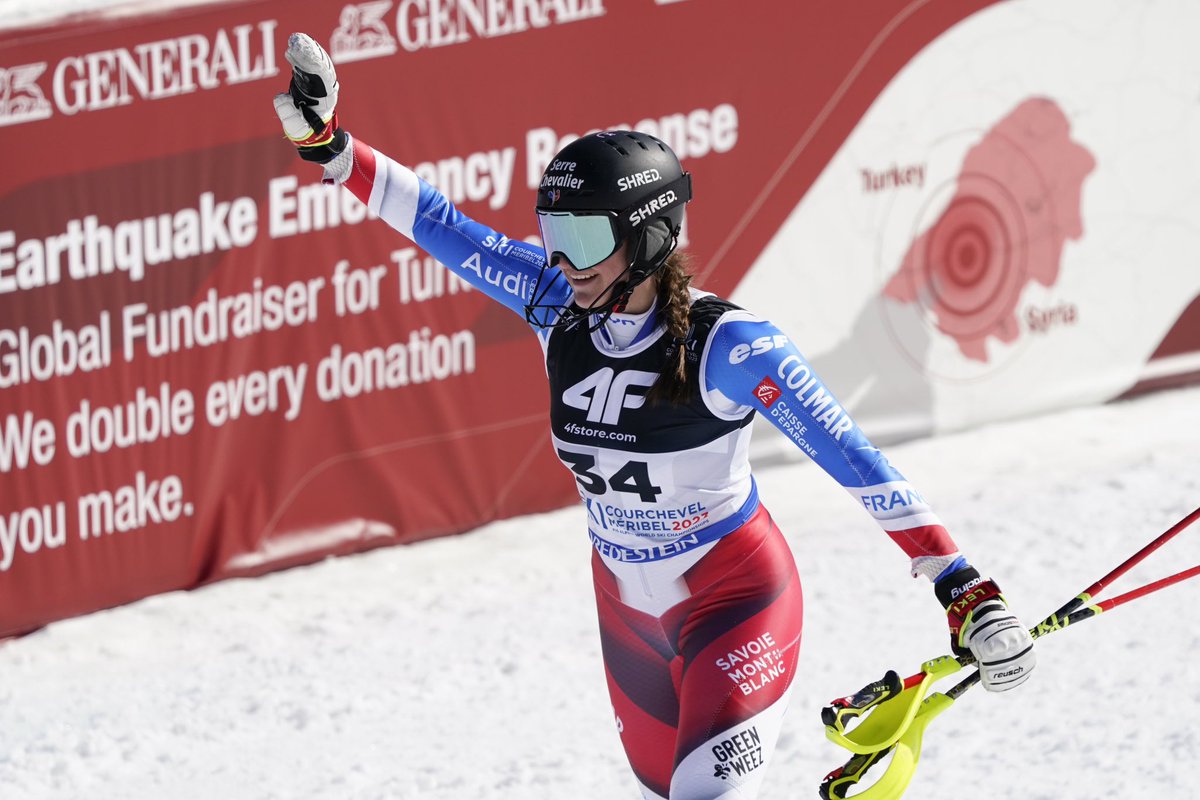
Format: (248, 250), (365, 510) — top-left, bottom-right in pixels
(537, 130), (691, 272)
(526, 130), (693, 328)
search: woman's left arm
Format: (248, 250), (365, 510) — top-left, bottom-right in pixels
(701, 308), (1037, 691)
(700, 308), (962, 580)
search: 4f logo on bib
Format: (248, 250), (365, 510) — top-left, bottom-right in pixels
(563, 368), (658, 425)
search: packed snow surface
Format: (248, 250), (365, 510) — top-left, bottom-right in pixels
(2, 385), (1198, 800)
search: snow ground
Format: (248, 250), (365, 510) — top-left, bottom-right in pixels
(2, 3), (1198, 798)
(2, 384), (1198, 800)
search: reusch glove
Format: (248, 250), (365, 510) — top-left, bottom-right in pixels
(935, 566), (1036, 692)
(273, 33), (346, 164)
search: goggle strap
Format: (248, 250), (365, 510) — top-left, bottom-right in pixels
(621, 172), (693, 232)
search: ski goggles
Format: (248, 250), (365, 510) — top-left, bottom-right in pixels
(535, 210), (622, 271)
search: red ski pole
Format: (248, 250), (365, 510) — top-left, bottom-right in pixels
(819, 504), (1200, 800)
(824, 504), (1200, 727)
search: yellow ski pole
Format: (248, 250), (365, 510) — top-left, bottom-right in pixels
(818, 504), (1200, 800)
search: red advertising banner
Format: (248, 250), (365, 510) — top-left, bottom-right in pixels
(0, 0), (1000, 635)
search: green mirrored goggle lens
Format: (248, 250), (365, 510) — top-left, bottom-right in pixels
(536, 211), (620, 271)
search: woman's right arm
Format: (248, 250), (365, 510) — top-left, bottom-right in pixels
(272, 32), (566, 321)
(339, 136), (562, 319)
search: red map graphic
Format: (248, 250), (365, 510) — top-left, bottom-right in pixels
(884, 98), (1096, 361)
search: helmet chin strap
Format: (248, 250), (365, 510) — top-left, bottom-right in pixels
(581, 226), (663, 325)
(565, 269), (635, 332)
(609, 279), (634, 313)
(604, 224), (681, 314)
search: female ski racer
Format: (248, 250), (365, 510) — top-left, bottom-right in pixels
(273, 33), (1036, 800)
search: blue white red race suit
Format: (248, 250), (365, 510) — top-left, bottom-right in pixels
(338, 138), (961, 800)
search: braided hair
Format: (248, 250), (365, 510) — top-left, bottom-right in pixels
(646, 251), (694, 405)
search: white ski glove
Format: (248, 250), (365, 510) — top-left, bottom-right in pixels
(935, 566), (1036, 691)
(272, 33), (349, 174)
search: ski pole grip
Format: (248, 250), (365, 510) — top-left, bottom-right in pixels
(1030, 593), (1089, 638)
(822, 670), (903, 732)
(824, 656), (962, 755)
